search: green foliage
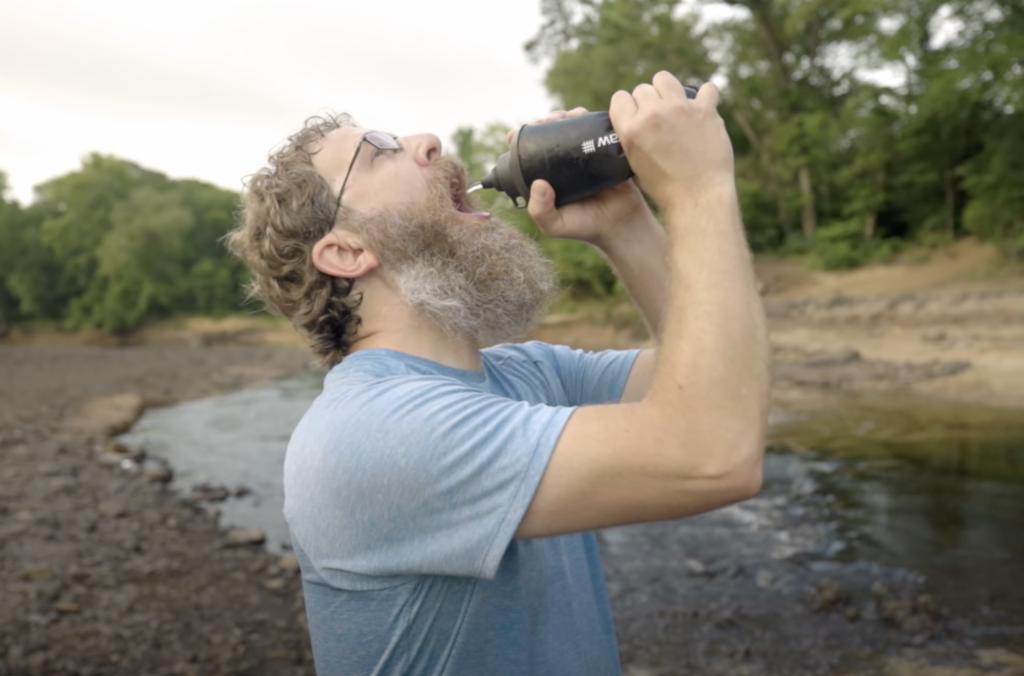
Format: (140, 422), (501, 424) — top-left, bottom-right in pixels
(808, 219), (901, 270)
(0, 157), (249, 334)
(524, 0), (1024, 265)
(528, 0), (712, 111)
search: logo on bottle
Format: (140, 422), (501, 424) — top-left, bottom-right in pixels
(581, 133), (620, 155)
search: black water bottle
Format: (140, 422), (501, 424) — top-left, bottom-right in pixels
(476, 85), (697, 208)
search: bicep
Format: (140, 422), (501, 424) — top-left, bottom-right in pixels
(515, 400), (758, 539)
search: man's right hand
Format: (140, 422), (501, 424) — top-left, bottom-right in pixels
(610, 72), (735, 215)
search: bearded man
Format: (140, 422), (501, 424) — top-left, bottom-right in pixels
(227, 72), (769, 676)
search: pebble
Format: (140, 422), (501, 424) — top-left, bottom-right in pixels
(224, 528), (265, 547)
(141, 459), (172, 483)
(106, 440), (145, 461)
(6, 644), (24, 670)
(263, 577), (286, 591)
(55, 601), (81, 613)
(97, 500), (127, 519)
(191, 483), (231, 503)
(95, 452), (126, 468)
(278, 553), (300, 574)
(20, 565), (53, 582)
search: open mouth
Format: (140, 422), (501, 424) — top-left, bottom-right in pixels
(448, 172), (490, 219)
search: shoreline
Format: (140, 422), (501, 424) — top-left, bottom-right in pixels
(0, 344), (317, 675)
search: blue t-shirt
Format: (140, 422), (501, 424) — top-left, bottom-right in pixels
(284, 341), (640, 676)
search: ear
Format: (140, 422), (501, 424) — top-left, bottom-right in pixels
(311, 229), (379, 279)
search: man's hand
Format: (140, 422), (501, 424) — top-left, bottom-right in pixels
(610, 73), (734, 215)
(507, 108), (652, 248)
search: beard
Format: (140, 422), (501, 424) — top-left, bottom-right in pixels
(350, 156), (558, 346)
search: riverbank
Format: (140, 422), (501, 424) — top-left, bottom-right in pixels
(1, 238), (1022, 675)
(0, 345), (314, 676)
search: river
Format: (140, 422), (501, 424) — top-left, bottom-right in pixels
(117, 370), (1024, 674)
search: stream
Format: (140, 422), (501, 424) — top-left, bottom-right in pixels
(117, 371), (1024, 674)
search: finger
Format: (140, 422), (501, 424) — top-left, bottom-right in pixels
(651, 70), (690, 101)
(609, 89), (637, 129)
(526, 180), (560, 232)
(631, 83), (661, 106)
(533, 110), (568, 126)
(565, 106), (589, 118)
(695, 81), (720, 108)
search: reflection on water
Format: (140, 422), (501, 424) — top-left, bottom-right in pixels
(770, 394), (1024, 635)
(770, 394), (1024, 481)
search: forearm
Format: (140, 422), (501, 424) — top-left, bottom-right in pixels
(649, 184), (770, 478)
(594, 208), (668, 338)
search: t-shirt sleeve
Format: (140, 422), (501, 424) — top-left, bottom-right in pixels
(285, 375), (573, 586)
(517, 341), (642, 406)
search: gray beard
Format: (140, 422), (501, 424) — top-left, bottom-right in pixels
(354, 201), (558, 346)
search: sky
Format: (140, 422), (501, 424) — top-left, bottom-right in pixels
(0, 0), (563, 205)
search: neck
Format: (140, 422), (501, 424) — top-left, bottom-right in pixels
(348, 278), (482, 371)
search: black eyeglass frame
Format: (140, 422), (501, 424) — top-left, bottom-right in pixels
(330, 131), (402, 223)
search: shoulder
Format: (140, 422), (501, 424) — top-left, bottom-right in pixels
(482, 340), (575, 369)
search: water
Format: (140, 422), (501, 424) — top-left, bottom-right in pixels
(117, 369), (324, 553)
(117, 373), (1024, 662)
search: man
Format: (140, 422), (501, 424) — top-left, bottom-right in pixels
(227, 72), (769, 675)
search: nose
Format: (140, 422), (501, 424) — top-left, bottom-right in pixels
(401, 133), (442, 166)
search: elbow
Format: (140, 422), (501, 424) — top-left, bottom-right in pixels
(732, 456), (764, 500)
(685, 432), (766, 503)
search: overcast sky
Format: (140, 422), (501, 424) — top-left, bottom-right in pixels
(0, 0), (566, 205)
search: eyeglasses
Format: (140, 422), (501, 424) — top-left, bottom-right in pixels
(331, 131), (402, 223)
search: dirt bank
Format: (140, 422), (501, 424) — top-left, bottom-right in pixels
(0, 345), (314, 676)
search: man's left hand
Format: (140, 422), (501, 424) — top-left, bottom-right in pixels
(509, 108), (652, 248)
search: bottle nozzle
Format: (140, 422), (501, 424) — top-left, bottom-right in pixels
(466, 182), (484, 194)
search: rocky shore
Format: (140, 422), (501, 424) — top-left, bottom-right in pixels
(0, 345), (314, 676)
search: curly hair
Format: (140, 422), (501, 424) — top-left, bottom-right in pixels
(225, 113), (361, 366)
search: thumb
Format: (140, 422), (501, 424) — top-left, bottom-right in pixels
(526, 180), (561, 234)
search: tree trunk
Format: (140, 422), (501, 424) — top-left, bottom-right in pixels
(863, 212), (877, 240)
(798, 165), (817, 241)
(943, 164), (956, 239)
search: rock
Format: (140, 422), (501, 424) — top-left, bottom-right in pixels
(224, 528), (265, 547)
(20, 565), (53, 582)
(97, 500), (127, 519)
(278, 553), (300, 574)
(263, 577), (286, 591)
(755, 569), (775, 589)
(106, 440), (145, 460)
(65, 393), (144, 436)
(191, 483), (230, 502)
(47, 476), (77, 493)
(813, 578), (849, 611)
(95, 452), (126, 468)
(805, 349), (861, 367)
(976, 648), (1024, 669)
(683, 558), (707, 575)
(141, 459), (172, 483)
(5, 643), (24, 670)
(55, 601), (81, 613)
